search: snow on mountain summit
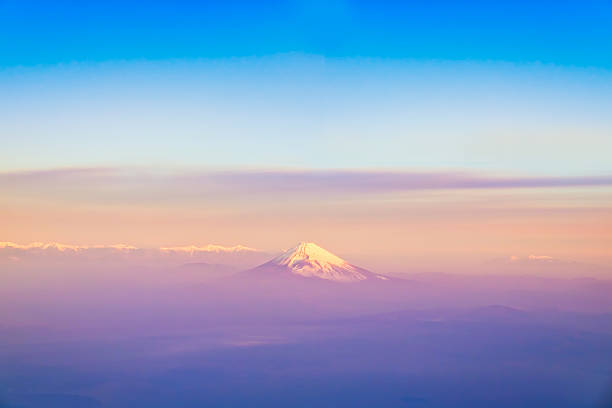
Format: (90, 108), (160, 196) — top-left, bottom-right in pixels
(249, 242), (391, 283)
(272, 242), (348, 269)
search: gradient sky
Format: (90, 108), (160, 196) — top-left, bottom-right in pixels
(1, 1), (611, 267)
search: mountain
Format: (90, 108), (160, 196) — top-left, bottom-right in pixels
(0, 241), (270, 269)
(240, 242), (392, 283)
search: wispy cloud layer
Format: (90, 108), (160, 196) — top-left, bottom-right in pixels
(2, 168), (611, 197)
(207, 170), (612, 192)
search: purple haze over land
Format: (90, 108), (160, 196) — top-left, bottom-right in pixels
(1, 243), (612, 407)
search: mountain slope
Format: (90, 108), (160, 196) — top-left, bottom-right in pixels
(241, 242), (391, 283)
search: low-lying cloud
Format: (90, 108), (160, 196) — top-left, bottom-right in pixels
(2, 167), (611, 199)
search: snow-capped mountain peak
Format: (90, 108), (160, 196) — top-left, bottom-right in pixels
(248, 242), (390, 283)
(271, 242), (347, 269)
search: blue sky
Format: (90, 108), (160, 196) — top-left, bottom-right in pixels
(2, 1), (612, 67)
(1, 1), (611, 175)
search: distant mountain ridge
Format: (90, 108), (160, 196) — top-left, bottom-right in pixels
(0, 241), (269, 268)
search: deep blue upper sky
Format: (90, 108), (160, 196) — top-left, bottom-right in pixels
(2, 0), (612, 68)
(1, 1), (612, 174)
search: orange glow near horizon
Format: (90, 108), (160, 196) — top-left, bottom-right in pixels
(2, 169), (611, 270)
